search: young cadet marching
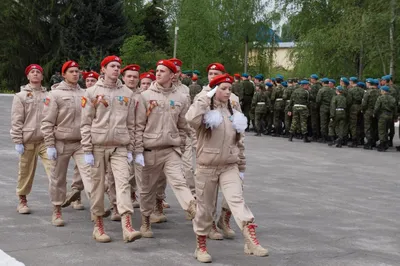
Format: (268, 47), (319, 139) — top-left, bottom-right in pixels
(347, 77), (364, 147)
(10, 64), (53, 214)
(373, 85), (398, 152)
(328, 86), (347, 148)
(287, 80), (311, 142)
(80, 55), (141, 243)
(134, 59), (196, 238)
(317, 78), (336, 143)
(41, 61), (93, 226)
(283, 79), (296, 137)
(251, 82), (271, 136)
(362, 79), (380, 150)
(271, 74), (285, 136)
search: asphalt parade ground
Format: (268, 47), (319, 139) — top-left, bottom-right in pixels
(0, 95), (399, 266)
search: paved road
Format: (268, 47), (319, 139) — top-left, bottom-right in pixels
(0, 95), (399, 266)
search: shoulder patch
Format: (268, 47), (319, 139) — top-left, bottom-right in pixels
(44, 97), (50, 106)
(81, 96), (87, 108)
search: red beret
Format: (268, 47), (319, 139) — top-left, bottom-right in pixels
(83, 71), (99, 80)
(121, 64), (141, 74)
(148, 69), (155, 74)
(206, 63), (225, 73)
(209, 74), (233, 88)
(234, 73), (241, 79)
(140, 72), (156, 81)
(157, 60), (177, 73)
(25, 64), (43, 76)
(101, 55), (122, 68)
(61, 60), (79, 74)
(169, 58), (183, 67)
(192, 76), (198, 81)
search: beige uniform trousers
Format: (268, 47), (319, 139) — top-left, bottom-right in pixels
(16, 142), (53, 196)
(105, 162), (138, 206)
(193, 164), (254, 236)
(49, 141), (92, 205)
(70, 165), (91, 200)
(91, 146), (133, 216)
(140, 147), (194, 216)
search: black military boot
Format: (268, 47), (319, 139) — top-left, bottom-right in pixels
(363, 139), (372, 150)
(388, 137), (394, 147)
(288, 133), (293, 142)
(328, 136), (335, 146)
(336, 138), (342, 148)
(318, 134), (325, 143)
(377, 141), (385, 152)
(348, 138), (357, 148)
(384, 141), (389, 151)
(303, 134), (310, 143)
(396, 146), (400, 152)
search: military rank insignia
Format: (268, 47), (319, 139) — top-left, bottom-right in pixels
(44, 97), (50, 106)
(170, 100), (175, 109)
(81, 96), (87, 108)
(146, 100), (158, 116)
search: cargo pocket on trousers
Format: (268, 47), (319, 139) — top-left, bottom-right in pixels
(143, 150), (155, 166)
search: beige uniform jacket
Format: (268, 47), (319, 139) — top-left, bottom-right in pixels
(81, 78), (135, 153)
(185, 94), (246, 172)
(10, 84), (48, 144)
(135, 82), (189, 154)
(41, 82), (84, 147)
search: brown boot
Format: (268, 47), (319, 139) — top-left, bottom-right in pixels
(150, 199), (167, 223)
(162, 199), (170, 209)
(61, 188), (81, 208)
(140, 215), (154, 238)
(17, 195), (30, 214)
(193, 235), (212, 263)
(207, 221), (223, 240)
(52, 205), (64, 227)
(186, 200), (196, 220)
(121, 213), (142, 243)
(110, 204), (121, 221)
(243, 223), (268, 257)
(93, 216), (111, 243)
(217, 208), (236, 239)
(131, 192), (140, 208)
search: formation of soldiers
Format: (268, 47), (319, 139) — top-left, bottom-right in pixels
(222, 73), (399, 152)
(10, 57), (268, 264)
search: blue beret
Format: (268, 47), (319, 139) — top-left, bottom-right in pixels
(372, 79), (380, 85)
(340, 77), (349, 85)
(329, 79), (336, 84)
(357, 82), (366, 88)
(265, 82), (273, 87)
(241, 73), (249, 78)
(382, 75), (391, 81)
(310, 74), (319, 79)
(350, 77), (358, 82)
(282, 81), (288, 87)
(321, 77), (329, 83)
(276, 74), (284, 80)
(254, 74), (264, 80)
(193, 70), (200, 75)
(336, 86), (344, 91)
(299, 80), (310, 85)
(380, 85), (390, 92)
(365, 78), (373, 83)
(271, 78), (276, 81)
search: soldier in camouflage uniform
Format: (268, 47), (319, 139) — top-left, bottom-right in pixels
(374, 85), (398, 151)
(283, 79), (296, 137)
(251, 82), (271, 136)
(347, 77), (365, 147)
(188, 75), (202, 103)
(241, 73), (255, 131)
(288, 80), (311, 142)
(271, 75), (285, 136)
(328, 86), (347, 148)
(49, 71), (63, 86)
(263, 82), (274, 135)
(381, 75), (398, 147)
(361, 79), (379, 149)
(181, 70), (193, 86)
(309, 74), (321, 141)
(317, 78), (336, 142)
(232, 74), (244, 102)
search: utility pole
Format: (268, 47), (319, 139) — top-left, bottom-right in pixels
(389, 0), (397, 80)
(173, 25), (179, 58)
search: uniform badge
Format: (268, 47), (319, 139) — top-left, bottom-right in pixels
(146, 100), (158, 116)
(27, 92), (33, 98)
(81, 96), (87, 108)
(44, 97), (50, 106)
(231, 100), (237, 107)
(96, 95), (108, 107)
(123, 96), (129, 106)
(118, 96), (124, 105)
(170, 100), (175, 109)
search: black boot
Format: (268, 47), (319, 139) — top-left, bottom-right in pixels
(328, 136), (335, 146)
(349, 138), (357, 148)
(363, 139), (373, 150)
(318, 135), (325, 143)
(303, 134), (310, 143)
(389, 137), (393, 147)
(377, 141), (385, 152)
(336, 138), (342, 148)
(288, 133), (293, 142)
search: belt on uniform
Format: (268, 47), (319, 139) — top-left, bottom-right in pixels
(336, 108), (345, 111)
(275, 98), (283, 101)
(286, 100), (290, 102)
(257, 102), (266, 105)
(294, 104), (307, 107)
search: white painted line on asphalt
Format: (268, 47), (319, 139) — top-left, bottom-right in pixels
(0, 94), (14, 97)
(0, 249), (25, 266)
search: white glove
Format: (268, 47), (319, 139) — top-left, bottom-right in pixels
(135, 153), (145, 167)
(206, 86), (218, 98)
(85, 153), (94, 166)
(127, 152), (133, 163)
(47, 147), (57, 160)
(239, 172), (245, 181)
(15, 144), (24, 155)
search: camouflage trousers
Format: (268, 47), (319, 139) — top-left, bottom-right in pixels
(255, 112), (267, 133)
(310, 102), (320, 137)
(349, 104), (364, 139)
(378, 113), (393, 142)
(329, 111), (346, 138)
(363, 111), (378, 142)
(319, 106), (330, 137)
(284, 103), (292, 134)
(290, 106), (309, 135)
